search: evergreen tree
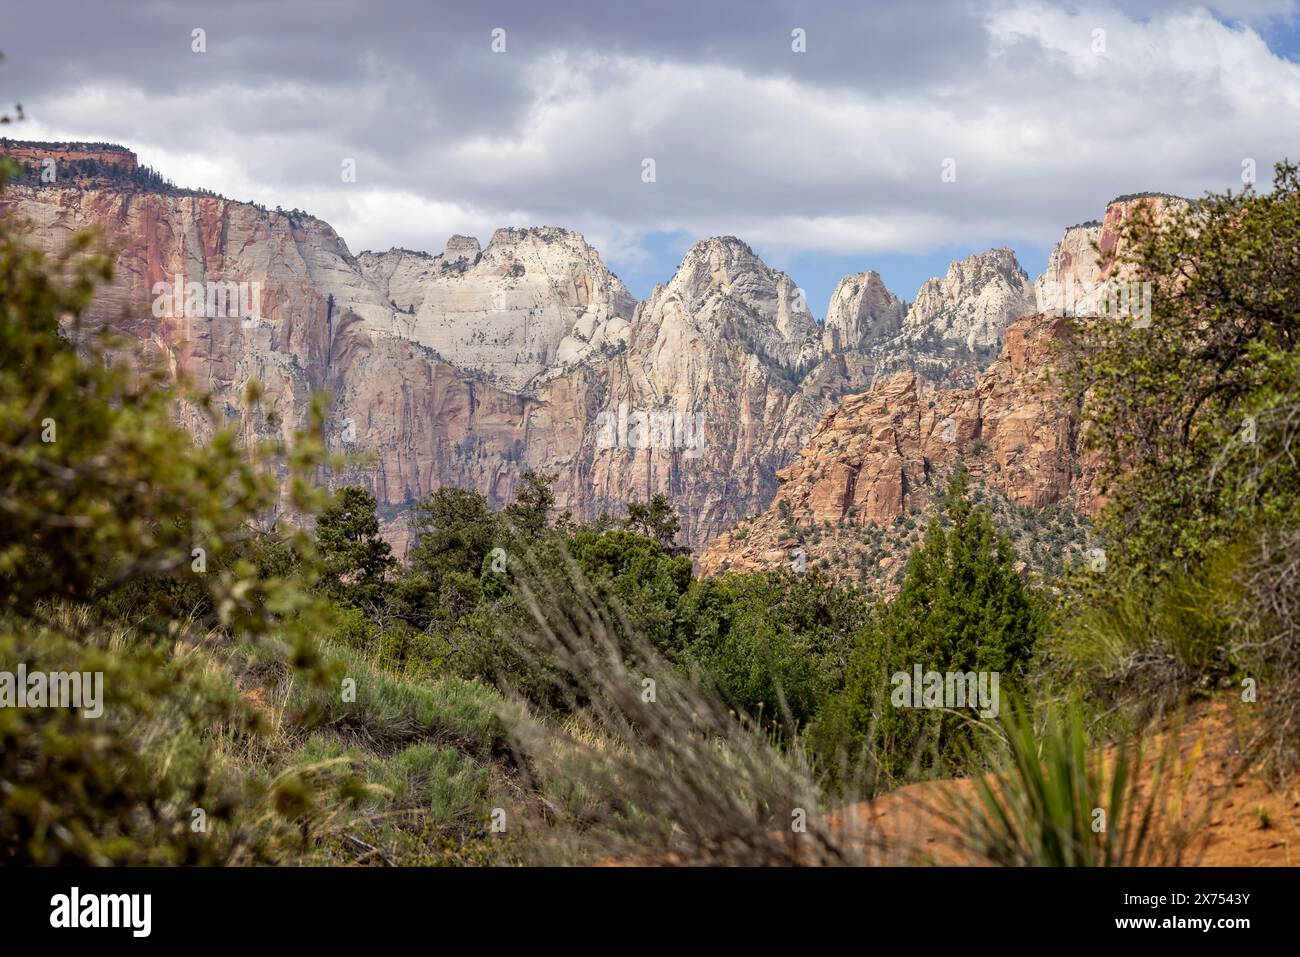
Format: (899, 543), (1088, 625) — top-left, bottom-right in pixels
(400, 486), (500, 630)
(678, 568), (866, 735)
(812, 469), (1047, 783)
(503, 470), (556, 540)
(623, 493), (682, 548)
(315, 485), (393, 609)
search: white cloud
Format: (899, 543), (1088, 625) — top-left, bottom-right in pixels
(328, 190), (531, 256)
(18, 2), (1300, 273)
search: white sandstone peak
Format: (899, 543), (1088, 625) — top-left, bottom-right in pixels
(901, 248), (1034, 353)
(822, 270), (906, 354)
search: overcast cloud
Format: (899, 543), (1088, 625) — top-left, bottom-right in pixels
(4, 0), (1299, 311)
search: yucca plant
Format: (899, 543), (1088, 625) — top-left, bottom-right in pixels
(943, 703), (1210, 866)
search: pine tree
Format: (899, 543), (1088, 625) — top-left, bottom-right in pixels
(503, 470), (556, 540)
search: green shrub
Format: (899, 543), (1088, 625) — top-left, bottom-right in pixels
(0, 165), (337, 864)
(675, 568), (866, 735)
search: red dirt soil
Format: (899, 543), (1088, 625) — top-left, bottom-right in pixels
(821, 696), (1298, 866)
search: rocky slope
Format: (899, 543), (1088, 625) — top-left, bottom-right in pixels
(358, 227), (636, 391)
(845, 248), (1035, 388)
(699, 313), (1104, 592)
(820, 270), (906, 354)
(900, 247), (1033, 353)
(695, 193), (1185, 588)
(579, 237), (838, 544)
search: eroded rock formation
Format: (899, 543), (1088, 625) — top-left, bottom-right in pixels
(699, 314), (1104, 588)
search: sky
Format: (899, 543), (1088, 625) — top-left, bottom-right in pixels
(4, 0), (1299, 317)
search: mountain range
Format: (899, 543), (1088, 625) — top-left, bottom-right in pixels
(0, 139), (1167, 559)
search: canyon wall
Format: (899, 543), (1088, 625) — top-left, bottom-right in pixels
(4, 140), (1159, 558)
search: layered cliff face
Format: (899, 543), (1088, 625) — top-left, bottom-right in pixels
(699, 314), (1103, 592)
(1035, 220), (1102, 313)
(1, 183), (398, 453)
(0, 139), (138, 175)
(577, 237), (840, 543)
(1035, 194), (1182, 315)
(0, 153), (862, 550)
